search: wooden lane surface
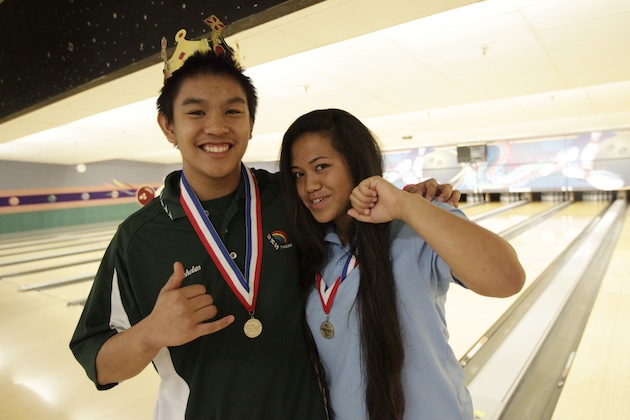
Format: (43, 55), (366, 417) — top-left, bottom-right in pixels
(0, 232), (113, 256)
(6, 261), (100, 286)
(0, 227), (113, 278)
(0, 226), (160, 420)
(551, 206), (630, 420)
(474, 201), (557, 233)
(447, 201), (609, 360)
(0, 276), (159, 419)
(458, 202), (505, 217)
(0, 241), (110, 268)
(0, 203), (617, 419)
(0, 250), (105, 278)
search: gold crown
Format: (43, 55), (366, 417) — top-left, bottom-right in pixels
(161, 15), (239, 79)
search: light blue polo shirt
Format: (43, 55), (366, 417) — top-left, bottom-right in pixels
(305, 203), (473, 419)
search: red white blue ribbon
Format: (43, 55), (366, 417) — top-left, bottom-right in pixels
(179, 164), (262, 312)
(316, 253), (358, 315)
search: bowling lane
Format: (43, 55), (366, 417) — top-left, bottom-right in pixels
(9, 261), (101, 290)
(0, 240), (110, 267)
(0, 229), (114, 255)
(474, 201), (558, 233)
(44, 281), (95, 305)
(2, 251), (104, 304)
(551, 205), (630, 420)
(447, 201), (609, 360)
(0, 280), (159, 420)
(0, 227), (115, 252)
(0, 224), (162, 419)
(458, 202), (505, 217)
(0, 250), (105, 278)
(0, 235), (111, 260)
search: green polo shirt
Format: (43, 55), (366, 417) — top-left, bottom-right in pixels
(70, 169), (327, 419)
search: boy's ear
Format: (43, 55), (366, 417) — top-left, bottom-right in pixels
(157, 113), (177, 146)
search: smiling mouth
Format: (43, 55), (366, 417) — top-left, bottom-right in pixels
(201, 144), (230, 153)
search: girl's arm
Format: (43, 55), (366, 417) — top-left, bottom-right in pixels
(349, 176), (525, 297)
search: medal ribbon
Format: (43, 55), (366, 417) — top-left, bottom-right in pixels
(179, 164), (262, 312)
(316, 253), (358, 315)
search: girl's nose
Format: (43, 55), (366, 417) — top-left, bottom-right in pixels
(305, 174), (321, 193)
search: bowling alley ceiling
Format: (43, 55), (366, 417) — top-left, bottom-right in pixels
(1, 0), (629, 165)
(0, 0), (310, 120)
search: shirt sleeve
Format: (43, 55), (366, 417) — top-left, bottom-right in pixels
(435, 201), (469, 288)
(69, 233), (128, 390)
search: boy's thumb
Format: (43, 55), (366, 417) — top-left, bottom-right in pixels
(160, 261), (185, 293)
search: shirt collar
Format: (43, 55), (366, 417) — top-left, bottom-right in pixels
(159, 170), (246, 221)
(324, 225), (356, 252)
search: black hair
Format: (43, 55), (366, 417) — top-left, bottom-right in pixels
(156, 51), (258, 124)
(279, 109), (406, 419)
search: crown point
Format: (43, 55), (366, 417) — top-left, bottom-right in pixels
(162, 15), (239, 80)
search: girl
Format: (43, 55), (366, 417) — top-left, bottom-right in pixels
(279, 109), (525, 419)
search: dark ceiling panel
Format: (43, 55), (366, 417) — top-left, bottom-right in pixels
(0, 0), (317, 123)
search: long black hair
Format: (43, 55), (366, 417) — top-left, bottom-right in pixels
(279, 109), (405, 419)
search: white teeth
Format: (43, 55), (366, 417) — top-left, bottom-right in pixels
(202, 144), (229, 153)
(313, 198), (323, 204)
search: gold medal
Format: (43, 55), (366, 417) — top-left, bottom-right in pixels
(244, 317), (263, 338)
(320, 319), (334, 339)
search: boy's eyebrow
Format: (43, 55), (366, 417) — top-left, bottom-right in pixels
(226, 97), (247, 105)
(179, 96), (246, 106)
(180, 97), (205, 106)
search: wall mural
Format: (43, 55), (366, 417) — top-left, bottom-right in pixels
(384, 129), (630, 193)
